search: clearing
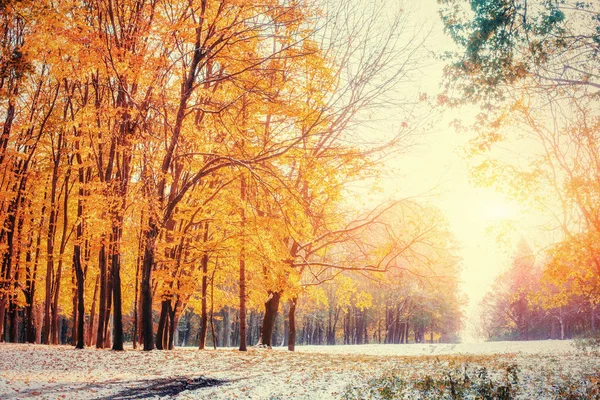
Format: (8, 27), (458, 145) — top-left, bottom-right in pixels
(0, 340), (597, 399)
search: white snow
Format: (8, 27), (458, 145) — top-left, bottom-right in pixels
(0, 340), (596, 399)
(288, 339), (575, 356)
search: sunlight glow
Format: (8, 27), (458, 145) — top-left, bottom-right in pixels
(480, 198), (520, 222)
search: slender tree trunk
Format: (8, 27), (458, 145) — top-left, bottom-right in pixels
(7, 289), (18, 342)
(224, 307), (231, 347)
(51, 170), (70, 345)
(71, 271), (77, 344)
(87, 275), (99, 347)
(50, 256), (63, 345)
(25, 205), (44, 343)
(0, 192), (17, 342)
(24, 249), (36, 343)
(239, 175), (247, 351)
(210, 268), (217, 349)
(132, 213), (144, 350)
(288, 297), (297, 351)
(42, 128), (65, 345)
(168, 301), (179, 350)
(141, 222), (158, 351)
(73, 155), (86, 349)
(111, 239), (124, 351)
(198, 222), (210, 349)
(110, 141), (131, 351)
(96, 242), (107, 348)
(7, 176), (29, 343)
(102, 251), (113, 348)
(73, 249), (85, 348)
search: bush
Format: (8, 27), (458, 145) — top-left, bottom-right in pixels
(550, 372), (600, 400)
(341, 364), (519, 400)
(573, 333), (600, 354)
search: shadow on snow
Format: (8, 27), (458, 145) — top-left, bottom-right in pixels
(3, 376), (226, 399)
(95, 376), (227, 399)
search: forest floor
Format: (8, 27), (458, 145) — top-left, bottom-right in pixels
(0, 340), (599, 399)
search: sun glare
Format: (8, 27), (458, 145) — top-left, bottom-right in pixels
(482, 199), (520, 222)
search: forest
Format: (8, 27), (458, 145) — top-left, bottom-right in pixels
(439, 0), (600, 341)
(2, 0), (600, 357)
(0, 0), (464, 351)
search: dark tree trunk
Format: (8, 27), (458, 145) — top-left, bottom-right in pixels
(8, 297), (17, 342)
(102, 249), (113, 348)
(71, 272), (77, 344)
(111, 241), (124, 350)
(288, 297), (297, 351)
(141, 222), (158, 351)
(73, 249), (85, 349)
(132, 214), (144, 349)
(209, 268), (217, 349)
(87, 275), (99, 347)
(156, 299), (169, 350)
(42, 129), (65, 345)
(51, 172), (70, 345)
(198, 223), (210, 349)
(168, 301), (178, 350)
(110, 134), (131, 351)
(239, 252), (247, 351)
(239, 175), (247, 351)
(7, 181), (28, 343)
(96, 242), (107, 348)
(24, 212), (43, 344)
(259, 291), (281, 347)
(0, 190), (18, 342)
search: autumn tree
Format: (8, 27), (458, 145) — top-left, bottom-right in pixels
(442, 1), (600, 341)
(0, 0), (452, 353)
(440, 0), (600, 102)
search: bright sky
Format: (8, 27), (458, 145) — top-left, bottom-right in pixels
(374, 0), (524, 341)
(341, 0), (558, 341)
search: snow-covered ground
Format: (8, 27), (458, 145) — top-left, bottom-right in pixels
(290, 339), (575, 356)
(0, 340), (596, 399)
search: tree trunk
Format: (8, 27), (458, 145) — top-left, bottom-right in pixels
(102, 251), (113, 349)
(198, 223), (210, 350)
(141, 222), (158, 351)
(110, 135), (131, 351)
(73, 249), (85, 349)
(111, 239), (124, 351)
(168, 301), (178, 350)
(0, 188), (18, 342)
(239, 175), (247, 351)
(96, 242), (107, 348)
(288, 297), (297, 351)
(209, 268), (217, 349)
(258, 291), (281, 348)
(224, 307), (231, 347)
(156, 299), (169, 350)
(87, 275), (99, 347)
(25, 209), (43, 344)
(132, 216), (144, 350)
(42, 131), (64, 345)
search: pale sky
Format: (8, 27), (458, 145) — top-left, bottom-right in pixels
(369, 0), (525, 341)
(340, 0), (557, 341)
